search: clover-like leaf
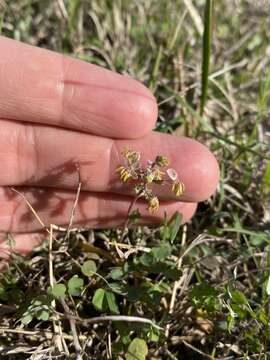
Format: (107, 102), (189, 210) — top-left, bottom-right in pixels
(105, 291), (119, 314)
(81, 260), (97, 277)
(126, 338), (148, 360)
(92, 288), (106, 312)
(51, 283), (66, 299)
(68, 275), (84, 297)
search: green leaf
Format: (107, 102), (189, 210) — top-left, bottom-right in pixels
(191, 282), (217, 298)
(266, 275), (270, 296)
(52, 283), (66, 299)
(92, 288), (106, 312)
(147, 329), (159, 342)
(258, 310), (268, 325)
(160, 211), (182, 243)
(21, 313), (33, 325)
(159, 224), (170, 241)
(112, 341), (125, 354)
(227, 314), (235, 334)
(152, 244), (171, 261)
(126, 338), (148, 360)
(147, 262), (181, 280)
(190, 282), (220, 313)
(0, 286), (8, 301)
(68, 275), (84, 297)
(231, 304), (248, 319)
(37, 310), (50, 321)
(262, 161), (270, 195)
(231, 290), (248, 305)
(67, 0), (81, 32)
(105, 291), (119, 314)
(168, 211), (182, 243)
(121, 335), (131, 345)
(110, 267), (124, 280)
(81, 260), (97, 277)
(250, 233), (267, 246)
(19, 295), (52, 325)
(108, 282), (126, 295)
(139, 253), (154, 267)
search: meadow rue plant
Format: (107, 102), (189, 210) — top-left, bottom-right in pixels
(116, 148), (185, 213)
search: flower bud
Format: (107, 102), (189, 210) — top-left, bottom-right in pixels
(155, 155), (170, 167)
(116, 166), (132, 182)
(172, 181), (185, 197)
(153, 169), (165, 181)
(122, 148), (140, 165)
(147, 196), (159, 213)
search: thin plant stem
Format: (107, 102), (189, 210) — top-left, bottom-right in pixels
(200, 0), (214, 116)
(120, 192), (143, 243)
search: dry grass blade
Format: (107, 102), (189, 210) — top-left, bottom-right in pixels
(200, 0), (214, 116)
(183, 0), (203, 36)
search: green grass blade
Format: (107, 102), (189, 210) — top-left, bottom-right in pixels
(200, 0), (214, 116)
(0, 5), (6, 35)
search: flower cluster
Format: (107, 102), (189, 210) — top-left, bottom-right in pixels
(116, 148), (185, 213)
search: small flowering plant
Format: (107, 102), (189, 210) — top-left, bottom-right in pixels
(116, 148), (185, 213)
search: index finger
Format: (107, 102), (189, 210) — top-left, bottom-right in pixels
(0, 36), (157, 138)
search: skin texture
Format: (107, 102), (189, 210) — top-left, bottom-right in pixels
(0, 36), (220, 259)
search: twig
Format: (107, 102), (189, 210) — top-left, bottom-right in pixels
(182, 340), (215, 359)
(80, 242), (115, 262)
(60, 314), (163, 331)
(107, 326), (112, 359)
(165, 348), (178, 360)
(115, 192), (143, 258)
(0, 327), (88, 341)
(64, 179), (82, 242)
(178, 233), (211, 261)
(108, 242), (151, 252)
(224, 352), (270, 360)
(165, 225), (187, 337)
(48, 224), (66, 354)
(10, 188), (58, 243)
(56, 0), (68, 19)
(0, 345), (50, 356)
(11, 188), (47, 231)
(60, 298), (83, 360)
(120, 193), (142, 243)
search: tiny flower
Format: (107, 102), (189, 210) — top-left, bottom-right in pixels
(121, 147), (130, 157)
(134, 183), (145, 195)
(166, 168), (178, 181)
(116, 165), (132, 182)
(155, 155), (170, 167)
(172, 181), (185, 197)
(153, 169), (165, 181)
(116, 148), (183, 215)
(147, 196), (159, 213)
(116, 165), (125, 173)
(145, 170), (155, 183)
(121, 148), (140, 165)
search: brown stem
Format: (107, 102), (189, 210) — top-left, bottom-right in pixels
(120, 192), (143, 242)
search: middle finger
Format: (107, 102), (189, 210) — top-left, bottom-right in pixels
(0, 119), (219, 202)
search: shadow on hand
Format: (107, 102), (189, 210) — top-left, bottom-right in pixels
(3, 159), (88, 230)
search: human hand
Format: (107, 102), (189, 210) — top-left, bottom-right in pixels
(0, 36), (219, 257)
